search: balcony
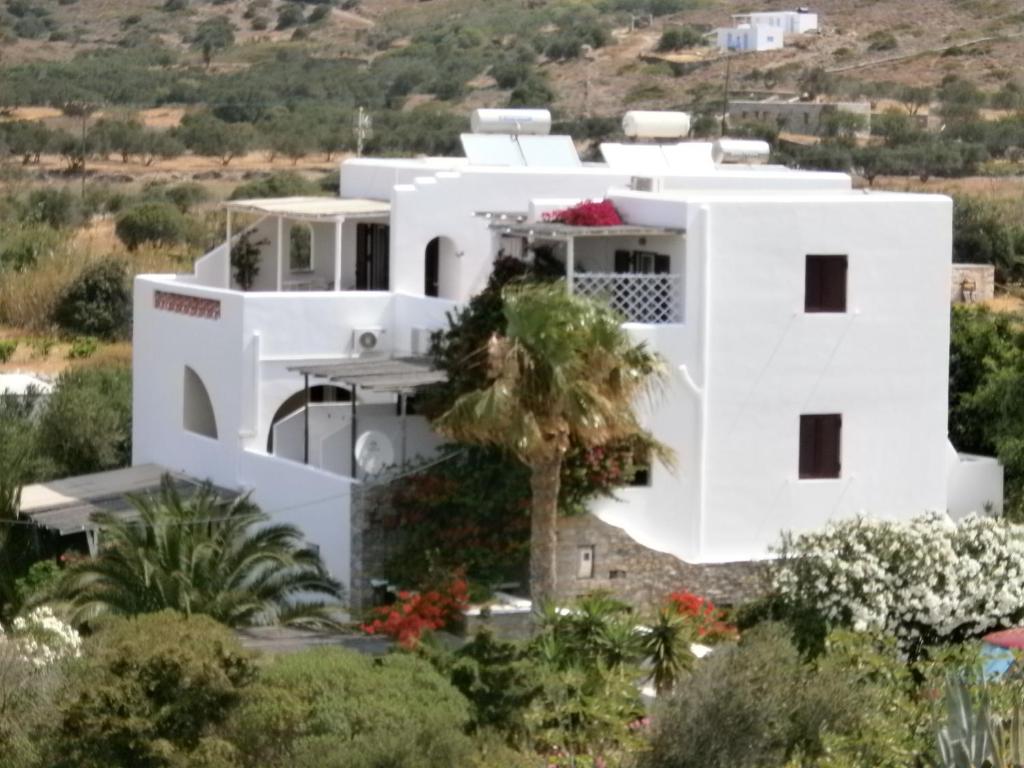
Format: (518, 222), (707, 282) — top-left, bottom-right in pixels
(573, 272), (684, 324)
(488, 218), (686, 325)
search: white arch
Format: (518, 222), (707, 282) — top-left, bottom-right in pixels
(183, 366), (218, 439)
(424, 235), (460, 299)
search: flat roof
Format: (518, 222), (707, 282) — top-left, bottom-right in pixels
(289, 356), (447, 392)
(222, 197), (391, 220)
(19, 464), (225, 535)
(488, 221), (684, 238)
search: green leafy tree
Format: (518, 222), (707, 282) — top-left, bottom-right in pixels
(436, 284), (670, 603)
(54, 258), (132, 340)
(139, 130), (184, 167)
(50, 611), (255, 768)
(37, 365), (132, 477)
(177, 112), (253, 165)
(89, 118), (144, 163)
(60, 478), (343, 627)
(657, 26), (704, 52)
(192, 16), (235, 68)
(115, 201), (189, 250)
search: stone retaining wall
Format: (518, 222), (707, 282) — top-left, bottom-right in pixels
(554, 513), (768, 607)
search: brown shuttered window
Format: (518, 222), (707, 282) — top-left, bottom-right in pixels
(805, 255), (847, 312)
(799, 414), (842, 479)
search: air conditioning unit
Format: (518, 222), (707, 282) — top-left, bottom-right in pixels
(411, 326), (434, 356)
(352, 327), (388, 356)
(631, 176), (663, 192)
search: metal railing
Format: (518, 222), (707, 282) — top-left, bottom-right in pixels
(572, 273), (684, 324)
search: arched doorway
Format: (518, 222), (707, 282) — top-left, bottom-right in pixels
(183, 366), (217, 439)
(425, 237), (440, 297)
(424, 236), (458, 299)
(266, 384), (351, 453)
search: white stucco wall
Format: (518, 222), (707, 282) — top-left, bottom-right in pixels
(693, 192), (953, 561)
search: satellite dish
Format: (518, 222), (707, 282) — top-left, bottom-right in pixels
(355, 430), (394, 476)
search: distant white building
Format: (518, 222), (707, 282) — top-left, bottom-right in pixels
(711, 7), (818, 53)
(711, 24), (784, 53)
(733, 8), (819, 35)
(125, 109), (1001, 604)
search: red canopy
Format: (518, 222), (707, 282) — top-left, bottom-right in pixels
(983, 628), (1024, 649)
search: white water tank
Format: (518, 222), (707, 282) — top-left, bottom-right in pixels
(470, 109), (551, 135)
(712, 138), (771, 164)
(622, 111), (691, 139)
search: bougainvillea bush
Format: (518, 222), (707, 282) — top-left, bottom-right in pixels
(362, 573), (469, 648)
(666, 591), (737, 643)
(543, 199), (623, 227)
(772, 512), (1024, 650)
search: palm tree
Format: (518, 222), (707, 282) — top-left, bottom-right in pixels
(60, 477), (343, 627)
(436, 282), (671, 605)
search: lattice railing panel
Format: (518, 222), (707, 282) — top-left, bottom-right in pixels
(572, 273), (684, 324)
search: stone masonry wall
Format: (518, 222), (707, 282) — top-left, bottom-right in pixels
(950, 264), (995, 304)
(555, 513), (769, 608)
(352, 476), (770, 612)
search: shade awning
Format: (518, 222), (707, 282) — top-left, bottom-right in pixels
(19, 464), (230, 535)
(289, 356), (447, 392)
(223, 197), (391, 221)
(487, 221), (684, 238)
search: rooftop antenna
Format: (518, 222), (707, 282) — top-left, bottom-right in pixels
(354, 107), (373, 157)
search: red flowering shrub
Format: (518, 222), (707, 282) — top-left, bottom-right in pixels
(362, 574), (469, 648)
(666, 591), (737, 642)
(543, 199), (623, 227)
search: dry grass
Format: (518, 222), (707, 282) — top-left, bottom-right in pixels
(0, 219), (189, 333)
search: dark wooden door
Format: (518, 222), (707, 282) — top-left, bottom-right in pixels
(425, 237), (440, 297)
(356, 224), (390, 290)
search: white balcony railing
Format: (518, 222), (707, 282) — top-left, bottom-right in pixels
(572, 273), (684, 324)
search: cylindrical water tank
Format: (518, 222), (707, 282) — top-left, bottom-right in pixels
(712, 138), (771, 164)
(622, 111), (691, 139)
(470, 109), (552, 135)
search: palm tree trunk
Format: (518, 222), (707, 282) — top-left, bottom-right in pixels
(529, 456), (561, 607)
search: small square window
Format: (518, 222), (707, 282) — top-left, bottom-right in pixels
(577, 546), (595, 579)
(799, 414), (842, 479)
(805, 255), (847, 313)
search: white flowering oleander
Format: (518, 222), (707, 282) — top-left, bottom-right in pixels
(0, 607), (81, 668)
(772, 512), (1024, 648)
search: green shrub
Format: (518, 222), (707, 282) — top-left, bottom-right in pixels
(644, 623), (866, 768)
(0, 340), (16, 363)
(66, 337), (98, 360)
(656, 26), (704, 52)
(229, 171), (320, 200)
(115, 201), (188, 250)
(23, 187), (80, 229)
(51, 611), (255, 768)
(226, 647), (475, 768)
(0, 223), (64, 270)
(866, 30), (898, 51)
(53, 259), (132, 340)
(36, 364), (132, 476)
(276, 3), (305, 30)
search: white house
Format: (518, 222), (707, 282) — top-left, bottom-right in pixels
(711, 8), (818, 53)
(733, 9), (819, 35)
(130, 109), (1002, 603)
(711, 23), (784, 53)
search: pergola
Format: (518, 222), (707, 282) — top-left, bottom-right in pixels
(18, 464), (231, 555)
(221, 197), (391, 291)
(288, 357), (447, 477)
(485, 218), (684, 292)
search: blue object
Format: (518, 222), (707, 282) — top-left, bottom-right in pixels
(981, 642), (1016, 680)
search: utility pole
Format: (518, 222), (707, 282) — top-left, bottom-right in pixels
(720, 55), (732, 136)
(80, 111), (87, 199)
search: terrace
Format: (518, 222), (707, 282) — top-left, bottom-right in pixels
(488, 219), (686, 324)
(194, 197), (392, 292)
